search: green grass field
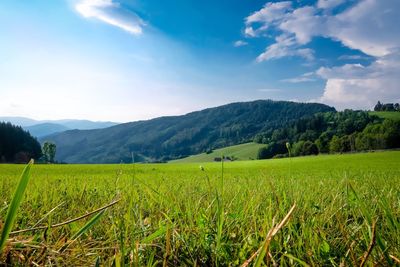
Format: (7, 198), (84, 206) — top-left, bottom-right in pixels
(1, 151), (400, 266)
(172, 142), (265, 163)
(369, 111), (400, 120)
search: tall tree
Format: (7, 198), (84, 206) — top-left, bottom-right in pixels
(42, 141), (57, 163)
(374, 101), (383, 111)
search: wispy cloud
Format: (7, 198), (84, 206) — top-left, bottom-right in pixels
(233, 40), (248, 47)
(245, 1), (292, 27)
(258, 88), (282, 92)
(281, 72), (317, 83)
(317, 0), (345, 10)
(338, 54), (371, 61)
(75, 0), (144, 35)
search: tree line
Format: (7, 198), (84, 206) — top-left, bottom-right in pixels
(374, 101), (400, 112)
(255, 110), (400, 159)
(0, 122), (57, 163)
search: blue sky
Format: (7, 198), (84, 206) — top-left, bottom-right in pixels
(0, 0), (399, 122)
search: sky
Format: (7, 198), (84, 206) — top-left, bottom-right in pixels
(0, 0), (399, 122)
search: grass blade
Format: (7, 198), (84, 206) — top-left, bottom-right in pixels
(142, 226), (167, 244)
(70, 210), (105, 240)
(251, 204), (296, 267)
(283, 253), (310, 266)
(59, 209), (105, 252)
(0, 159), (33, 252)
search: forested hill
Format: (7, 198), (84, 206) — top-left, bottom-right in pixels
(0, 122), (42, 163)
(43, 100), (335, 163)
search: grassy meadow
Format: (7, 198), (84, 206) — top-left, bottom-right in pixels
(1, 151), (400, 266)
(171, 142), (265, 163)
(369, 111), (400, 121)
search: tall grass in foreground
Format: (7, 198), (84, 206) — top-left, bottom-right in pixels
(0, 151), (400, 265)
(0, 160), (33, 252)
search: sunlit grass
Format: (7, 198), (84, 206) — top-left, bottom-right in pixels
(0, 151), (399, 265)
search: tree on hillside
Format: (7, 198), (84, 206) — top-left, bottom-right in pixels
(329, 136), (342, 153)
(374, 101), (383, 111)
(0, 122), (42, 163)
(374, 101), (400, 111)
(42, 141), (57, 163)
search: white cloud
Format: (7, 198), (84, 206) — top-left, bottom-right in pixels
(257, 35), (314, 62)
(281, 72), (317, 83)
(234, 40), (248, 47)
(317, 0), (346, 10)
(244, 26), (256, 37)
(258, 88), (282, 92)
(245, 0), (400, 109)
(338, 54), (370, 60)
(331, 0), (400, 57)
(317, 52), (400, 109)
(75, 0), (144, 35)
(245, 0), (400, 59)
(279, 6), (326, 45)
(246, 1), (292, 26)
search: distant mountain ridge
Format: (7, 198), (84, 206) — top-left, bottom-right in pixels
(23, 123), (70, 138)
(0, 117), (119, 137)
(43, 100), (336, 163)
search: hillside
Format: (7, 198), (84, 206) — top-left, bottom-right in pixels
(171, 142), (265, 163)
(0, 122), (42, 163)
(43, 100), (335, 163)
(0, 117), (39, 127)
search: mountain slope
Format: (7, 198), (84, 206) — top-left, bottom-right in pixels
(0, 117), (39, 127)
(44, 100), (335, 163)
(50, 120), (118, 130)
(24, 123), (70, 138)
(0, 117), (119, 137)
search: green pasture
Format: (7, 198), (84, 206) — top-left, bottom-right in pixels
(369, 111), (400, 121)
(171, 142), (265, 163)
(1, 151), (400, 266)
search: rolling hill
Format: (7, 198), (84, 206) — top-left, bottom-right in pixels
(170, 142), (265, 163)
(43, 100), (335, 163)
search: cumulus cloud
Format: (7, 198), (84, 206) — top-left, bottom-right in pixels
(245, 0), (400, 109)
(317, 52), (400, 109)
(245, 0), (400, 59)
(75, 0), (144, 35)
(278, 6), (327, 45)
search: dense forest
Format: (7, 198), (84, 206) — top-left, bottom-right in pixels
(43, 100), (335, 163)
(0, 122), (42, 163)
(255, 110), (400, 159)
